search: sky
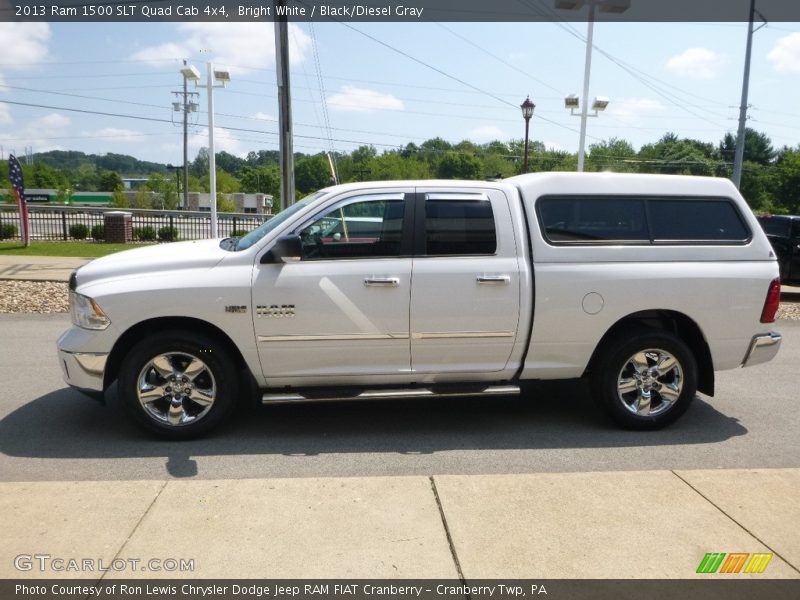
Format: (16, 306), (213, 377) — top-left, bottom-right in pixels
(1, 17), (799, 167)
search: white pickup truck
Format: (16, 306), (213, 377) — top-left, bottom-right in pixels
(58, 173), (782, 438)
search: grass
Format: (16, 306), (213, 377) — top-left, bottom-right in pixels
(0, 241), (153, 257)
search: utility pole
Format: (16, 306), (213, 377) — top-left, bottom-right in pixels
(275, 0), (295, 210)
(733, 0), (766, 189)
(173, 62), (198, 209)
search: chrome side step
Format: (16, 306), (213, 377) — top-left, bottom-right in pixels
(262, 384), (520, 405)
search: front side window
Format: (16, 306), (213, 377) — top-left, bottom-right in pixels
(298, 197), (405, 260)
(424, 198), (497, 255)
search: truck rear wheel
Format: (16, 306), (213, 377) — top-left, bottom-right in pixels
(591, 330), (697, 430)
(118, 331), (239, 439)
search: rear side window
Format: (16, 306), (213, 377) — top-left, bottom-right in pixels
(425, 198), (497, 255)
(538, 197), (648, 243)
(538, 195), (750, 245)
(757, 217), (791, 238)
(650, 199), (748, 242)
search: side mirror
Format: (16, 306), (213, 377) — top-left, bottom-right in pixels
(261, 234), (303, 264)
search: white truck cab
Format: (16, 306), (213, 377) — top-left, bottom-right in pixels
(57, 173), (782, 438)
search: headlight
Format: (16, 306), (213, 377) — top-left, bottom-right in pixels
(70, 292), (110, 330)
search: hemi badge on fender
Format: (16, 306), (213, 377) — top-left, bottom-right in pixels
(225, 305), (248, 314)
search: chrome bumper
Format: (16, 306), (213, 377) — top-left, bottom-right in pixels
(58, 350), (108, 392)
(742, 332), (782, 368)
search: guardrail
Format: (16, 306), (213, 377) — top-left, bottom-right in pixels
(0, 204), (270, 242)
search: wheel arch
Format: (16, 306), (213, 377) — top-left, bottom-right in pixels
(103, 316), (248, 390)
(585, 309), (715, 396)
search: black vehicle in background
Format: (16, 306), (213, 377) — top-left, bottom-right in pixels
(756, 214), (800, 285)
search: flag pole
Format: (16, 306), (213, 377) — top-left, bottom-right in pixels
(8, 154), (31, 247)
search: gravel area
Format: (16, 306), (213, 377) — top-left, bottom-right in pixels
(2, 279), (800, 320)
(0, 280), (69, 314)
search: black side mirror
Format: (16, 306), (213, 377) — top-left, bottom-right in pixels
(261, 234), (303, 264)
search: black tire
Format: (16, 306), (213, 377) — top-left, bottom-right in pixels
(118, 330), (239, 439)
(590, 329), (697, 430)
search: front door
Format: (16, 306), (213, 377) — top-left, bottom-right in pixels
(252, 191), (414, 380)
(410, 189), (522, 374)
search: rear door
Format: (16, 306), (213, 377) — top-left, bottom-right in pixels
(409, 188), (522, 374)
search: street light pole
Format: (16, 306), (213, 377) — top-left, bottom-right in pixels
(182, 60), (189, 210)
(275, 0), (295, 210)
(206, 61), (219, 237)
(520, 96), (536, 173)
(577, 2), (596, 172)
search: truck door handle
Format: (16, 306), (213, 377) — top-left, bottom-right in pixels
(364, 277), (400, 287)
(477, 275), (511, 285)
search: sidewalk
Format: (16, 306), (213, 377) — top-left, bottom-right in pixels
(0, 255), (90, 282)
(2, 469), (798, 579)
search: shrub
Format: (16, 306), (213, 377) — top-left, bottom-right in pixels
(0, 223), (18, 240)
(91, 224), (105, 241)
(231, 229), (250, 237)
(69, 223), (89, 240)
(157, 226), (178, 242)
(134, 226), (156, 241)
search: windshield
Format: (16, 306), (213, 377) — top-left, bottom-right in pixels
(232, 191), (327, 251)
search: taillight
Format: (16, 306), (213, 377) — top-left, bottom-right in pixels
(760, 278), (781, 323)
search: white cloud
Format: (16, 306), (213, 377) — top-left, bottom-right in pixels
(131, 23), (311, 70)
(0, 23), (51, 68)
(607, 97), (665, 124)
(467, 125), (506, 142)
(768, 33), (800, 73)
(666, 47), (724, 79)
(189, 127), (246, 157)
(327, 86), (404, 112)
(253, 112), (276, 122)
(0, 112), (70, 153)
(0, 102), (11, 126)
(81, 128), (144, 142)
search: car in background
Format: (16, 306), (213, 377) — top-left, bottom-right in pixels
(756, 214), (800, 285)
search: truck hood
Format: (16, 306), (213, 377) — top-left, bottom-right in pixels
(75, 239), (229, 290)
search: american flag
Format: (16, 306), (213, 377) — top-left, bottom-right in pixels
(8, 154), (30, 245)
(8, 154), (25, 197)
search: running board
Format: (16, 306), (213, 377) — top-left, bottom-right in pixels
(261, 384), (520, 405)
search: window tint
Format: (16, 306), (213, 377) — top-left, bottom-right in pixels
(298, 199), (405, 260)
(539, 197), (648, 242)
(425, 199), (496, 255)
(650, 200), (748, 242)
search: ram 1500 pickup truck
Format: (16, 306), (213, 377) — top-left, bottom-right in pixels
(58, 173), (783, 438)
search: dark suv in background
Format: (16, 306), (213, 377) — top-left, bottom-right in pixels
(756, 214), (800, 285)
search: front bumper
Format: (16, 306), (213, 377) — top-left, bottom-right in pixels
(742, 332), (782, 368)
(58, 349), (108, 392)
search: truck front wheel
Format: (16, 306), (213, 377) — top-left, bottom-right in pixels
(118, 331), (239, 439)
(591, 330), (697, 430)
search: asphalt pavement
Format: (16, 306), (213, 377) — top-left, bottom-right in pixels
(1, 313), (798, 482)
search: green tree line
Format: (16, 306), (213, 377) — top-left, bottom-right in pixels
(2, 127), (799, 214)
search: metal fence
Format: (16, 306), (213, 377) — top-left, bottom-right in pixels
(0, 204), (270, 242)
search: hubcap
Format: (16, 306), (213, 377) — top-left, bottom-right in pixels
(615, 348), (683, 417)
(136, 352), (216, 427)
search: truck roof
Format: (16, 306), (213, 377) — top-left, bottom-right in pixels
(317, 172), (742, 199)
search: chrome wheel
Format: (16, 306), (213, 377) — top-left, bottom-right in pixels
(136, 352), (217, 426)
(616, 348), (683, 417)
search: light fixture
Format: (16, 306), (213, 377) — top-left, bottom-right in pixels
(520, 96), (536, 120)
(213, 69), (231, 84)
(598, 0), (631, 13)
(592, 96), (609, 111)
(555, 0), (585, 9)
(564, 94), (580, 110)
(180, 65), (201, 81)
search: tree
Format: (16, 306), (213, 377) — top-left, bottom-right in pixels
(146, 172), (179, 210)
(217, 196), (237, 213)
(295, 155), (332, 194)
(98, 170), (123, 192)
(436, 151), (482, 180)
(587, 138), (637, 172)
(110, 188), (129, 208)
(132, 189), (152, 209)
(719, 128), (776, 166)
